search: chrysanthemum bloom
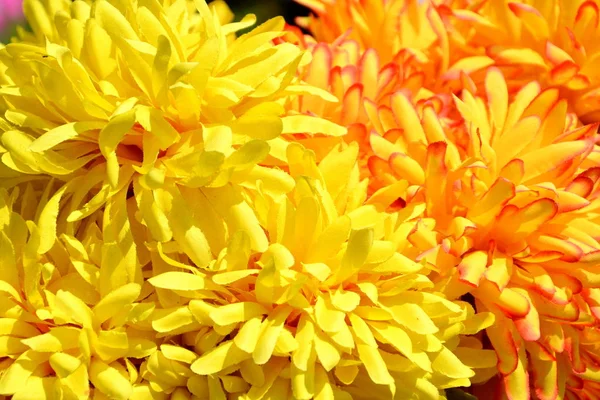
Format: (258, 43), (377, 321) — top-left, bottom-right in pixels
(276, 30), (413, 176)
(294, 0), (500, 96)
(284, 1), (498, 187)
(295, 0), (442, 66)
(0, 187), (158, 399)
(366, 67), (600, 399)
(440, 0), (600, 123)
(130, 143), (496, 399)
(0, 0), (344, 280)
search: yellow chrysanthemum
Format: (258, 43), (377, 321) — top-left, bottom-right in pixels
(130, 143), (496, 400)
(0, 0), (344, 281)
(441, 0), (600, 123)
(366, 67), (600, 399)
(4, 0), (600, 398)
(0, 186), (157, 399)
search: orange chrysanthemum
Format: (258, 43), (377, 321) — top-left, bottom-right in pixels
(440, 0), (600, 123)
(4, 0), (600, 399)
(295, 0), (441, 65)
(279, 30), (424, 175)
(366, 67), (600, 399)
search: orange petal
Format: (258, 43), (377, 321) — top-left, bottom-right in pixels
(389, 153), (425, 185)
(485, 67), (508, 132)
(359, 48), (380, 100)
(519, 140), (592, 184)
(424, 142), (448, 217)
(498, 159), (525, 184)
(530, 292), (579, 322)
(443, 56), (495, 81)
(549, 61), (579, 85)
(503, 342), (530, 400)
(563, 326), (585, 373)
(486, 312), (519, 375)
(468, 178), (515, 227)
(457, 250), (488, 287)
(529, 235), (583, 262)
(512, 289), (541, 342)
(342, 84), (363, 126)
(485, 252), (513, 291)
(545, 41), (574, 66)
(566, 175), (595, 198)
(554, 190), (590, 213)
(513, 199), (558, 236)
(390, 92), (426, 144)
(540, 320), (564, 353)
(582, 288), (600, 320)
(492, 47), (548, 69)
(507, 2), (550, 40)
(527, 342), (558, 400)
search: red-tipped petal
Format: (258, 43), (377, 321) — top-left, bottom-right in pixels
(468, 178), (515, 227)
(390, 92), (426, 144)
(514, 199), (558, 236)
(307, 44), (333, 89)
(503, 345), (530, 400)
(549, 61), (579, 85)
(389, 152), (425, 185)
(567, 175), (595, 198)
(359, 48), (380, 100)
(458, 250), (488, 287)
(341, 83), (363, 126)
(527, 342), (559, 400)
(531, 292), (579, 321)
(424, 142), (448, 216)
(512, 289), (541, 341)
(545, 41), (574, 65)
(582, 288), (600, 320)
(564, 326), (586, 373)
(486, 312), (520, 375)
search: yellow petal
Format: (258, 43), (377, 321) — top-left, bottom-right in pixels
(356, 344), (394, 385)
(431, 347), (475, 379)
(93, 283), (141, 325)
(209, 302), (269, 326)
(253, 306), (293, 365)
(233, 317), (264, 353)
(148, 271), (207, 291)
(89, 359), (133, 400)
(160, 344), (198, 364)
(49, 352), (82, 378)
(190, 341), (250, 375)
(282, 115), (346, 136)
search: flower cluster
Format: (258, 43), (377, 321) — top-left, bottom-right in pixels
(1, 0), (600, 399)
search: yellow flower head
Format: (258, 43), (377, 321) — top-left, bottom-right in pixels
(366, 67), (600, 399)
(0, 0), (345, 272)
(4, 0), (600, 398)
(0, 186), (157, 399)
(135, 143), (495, 399)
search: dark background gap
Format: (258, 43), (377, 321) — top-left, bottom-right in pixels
(226, 0), (310, 30)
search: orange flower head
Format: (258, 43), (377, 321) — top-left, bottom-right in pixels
(442, 0), (600, 123)
(295, 0), (443, 65)
(365, 67), (600, 399)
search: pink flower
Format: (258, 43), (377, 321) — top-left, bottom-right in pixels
(0, 0), (23, 33)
